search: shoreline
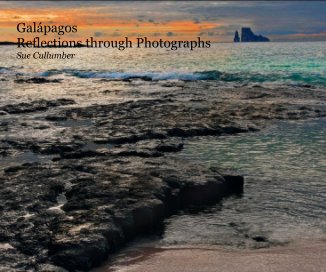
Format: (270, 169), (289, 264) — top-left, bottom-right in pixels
(93, 239), (326, 272)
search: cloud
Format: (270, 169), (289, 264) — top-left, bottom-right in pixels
(112, 32), (122, 37)
(94, 31), (105, 37)
(1, 1), (326, 42)
(193, 18), (201, 24)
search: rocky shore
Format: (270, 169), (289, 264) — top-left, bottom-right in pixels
(0, 78), (325, 271)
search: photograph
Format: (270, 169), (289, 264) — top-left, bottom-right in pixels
(0, 1), (325, 271)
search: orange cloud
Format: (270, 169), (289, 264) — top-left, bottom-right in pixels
(288, 32), (326, 38)
(0, 5), (221, 42)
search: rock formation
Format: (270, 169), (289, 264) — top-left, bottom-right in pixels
(234, 27), (270, 42)
(241, 27), (270, 42)
(234, 30), (240, 43)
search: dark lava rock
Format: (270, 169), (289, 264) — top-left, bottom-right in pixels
(252, 236), (268, 242)
(155, 143), (183, 153)
(0, 155), (243, 271)
(40, 143), (83, 155)
(14, 77), (62, 84)
(114, 150), (163, 158)
(58, 150), (106, 160)
(45, 115), (68, 121)
(0, 99), (75, 114)
(37, 264), (69, 272)
(50, 234), (110, 271)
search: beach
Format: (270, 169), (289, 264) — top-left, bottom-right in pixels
(93, 240), (326, 272)
(0, 43), (325, 271)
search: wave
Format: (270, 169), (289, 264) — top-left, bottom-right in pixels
(0, 67), (12, 74)
(0, 66), (25, 76)
(39, 69), (222, 81)
(2, 67), (326, 86)
(43, 69), (326, 86)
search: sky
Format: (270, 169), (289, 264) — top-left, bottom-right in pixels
(0, 1), (326, 42)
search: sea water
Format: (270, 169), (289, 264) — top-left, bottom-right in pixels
(1, 42), (326, 87)
(163, 118), (326, 248)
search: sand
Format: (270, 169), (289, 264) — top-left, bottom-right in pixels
(94, 240), (326, 272)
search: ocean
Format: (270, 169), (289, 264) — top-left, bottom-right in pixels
(165, 118), (326, 248)
(1, 42), (326, 86)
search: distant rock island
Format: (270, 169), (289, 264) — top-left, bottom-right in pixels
(234, 30), (240, 42)
(234, 27), (270, 42)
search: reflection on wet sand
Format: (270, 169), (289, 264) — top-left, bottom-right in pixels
(93, 240), (326, 272)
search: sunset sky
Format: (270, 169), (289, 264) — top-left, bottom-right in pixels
(1, 1), (326, 42)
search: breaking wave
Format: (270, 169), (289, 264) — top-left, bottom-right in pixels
(1, 67), (326, 86)
(39, 69), (326, 86)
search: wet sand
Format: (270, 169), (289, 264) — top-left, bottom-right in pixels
(94, 240), (326, 272)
